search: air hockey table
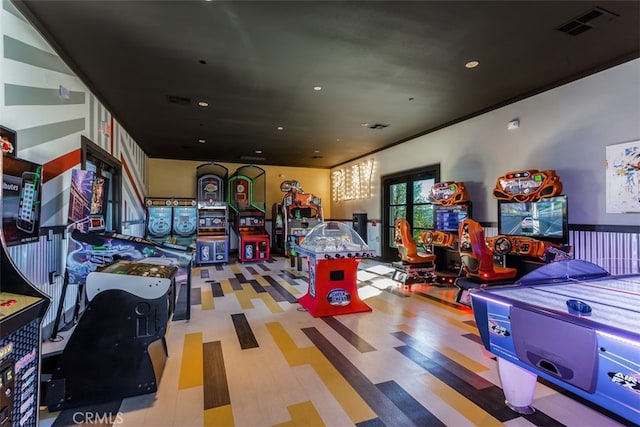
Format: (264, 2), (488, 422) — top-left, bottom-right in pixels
(470, 260), (639, 425)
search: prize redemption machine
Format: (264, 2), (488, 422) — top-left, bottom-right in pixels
(419, 181), (472, 285)
(281, 180), (323, 270)
(0, 154), (50, 426)
(293, 222), (376, 317)
(145, 198), (197, 248)
(228, 165), (270, 262)
(455, 170), (572, 306)
(195, 163), (229, 265)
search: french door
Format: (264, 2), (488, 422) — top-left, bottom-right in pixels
(380, 164), (439, 261)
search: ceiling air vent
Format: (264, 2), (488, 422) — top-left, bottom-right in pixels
(556, 7), (618, 36)
(166, 95), (192, 105)
(369, 123), (389, 130)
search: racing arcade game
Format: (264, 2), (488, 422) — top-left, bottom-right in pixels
(196, 163), (229, 265)
(391, 218), (435, 286)
(455, 170), (572, 305)
(0, 153), (50, 427)
(228, 165), (270, 263)
(281, 180), (323, 270)
(419, 181), (472, 285)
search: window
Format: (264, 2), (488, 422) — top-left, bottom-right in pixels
(380, 165), (439, 261)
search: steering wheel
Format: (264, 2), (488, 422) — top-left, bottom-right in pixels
(422, 231), (434, 245)
(494, 236), (512, 255)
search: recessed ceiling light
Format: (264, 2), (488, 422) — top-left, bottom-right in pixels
(314, 149), (320, 153)
(197, 100), (209, 107)
(465, 60), (480, 69)
(313, 86), (322, 91)
(277, 126), (284, 131)
(255, 150), (263, 154)
(198, 139), (206, 143)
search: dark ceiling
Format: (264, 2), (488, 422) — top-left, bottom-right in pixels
(13, 1), (640, 169)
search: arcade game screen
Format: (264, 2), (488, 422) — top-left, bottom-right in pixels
(434, 203), (470, 233)
(498, 195), (568, 243)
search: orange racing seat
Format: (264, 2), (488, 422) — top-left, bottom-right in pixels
(394, 219), (435, 264)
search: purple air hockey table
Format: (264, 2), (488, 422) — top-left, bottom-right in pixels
(470, 260), (640, 424)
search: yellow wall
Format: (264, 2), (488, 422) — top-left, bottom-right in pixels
(148, 159), (332, 219)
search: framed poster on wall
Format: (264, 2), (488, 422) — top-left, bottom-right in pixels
(605, 140), (640, 214)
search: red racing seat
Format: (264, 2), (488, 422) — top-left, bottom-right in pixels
(458, 219), (517, 281)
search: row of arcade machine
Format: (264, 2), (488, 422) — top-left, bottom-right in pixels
(272, 180), (324, 269)
(194, 163), (271, 265)
(392, 181), (471, 286)
(455, 169), (572, 304)
(145, 197), (198, 248)
(392, 171), (572, 300)
(0, 152), (50, 427)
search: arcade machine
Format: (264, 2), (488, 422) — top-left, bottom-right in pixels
(52, 170), (193, 342)
(171, 198), (197, 248)
(470, 260), (640, 424)
(489, 170), (572, 272)
(455, 170), (572, 305)
(281, 180), (323, 269)
(390, 218), (435, 286)
(271, 203), (285, 254)
(293, 221), (376, 317)
(196, 163), (229, 265)
(419, 181), (472, 285)
(46, 168), (187, 408)
(43, 259), (177, 411)
(145, 197), (173, 245)
(228, 165), (270, 263)
(0, 153), (51, 427)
